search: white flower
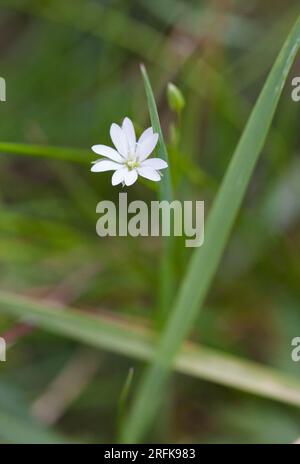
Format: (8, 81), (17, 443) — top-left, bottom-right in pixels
(91, 117), (168, 187)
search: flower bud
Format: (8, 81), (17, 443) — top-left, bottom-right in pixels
(167, 82), (185, 114)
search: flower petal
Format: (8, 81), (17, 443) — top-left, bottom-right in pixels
(137, 167), (161, 181)
(136, 133), (159, 161)
(124, 169), (138, 186)
(122, 117), (136, 153)
(141, 158), (168, 170)
(112, 167), (128, 186)
(137, 127), (153, 146)
(91, 144), (123, 162)
(91, 160), (121, 172)
(110, 123), (128, 157)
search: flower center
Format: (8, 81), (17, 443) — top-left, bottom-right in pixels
(126, 156), (140, 170)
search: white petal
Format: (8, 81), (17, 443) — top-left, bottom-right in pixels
(137, 167), (161, 181)
(110, 123), (128, 157)
(138, 127), (153, 145)
(124, 169), (138, 186)
(136, 133), (159, 161)
(91, 144), (123, 162)
(141, 158), (168, 170)
(91, 160), (121, 172)
(112, 167), (127, 186)
(122, 117), (136, 153)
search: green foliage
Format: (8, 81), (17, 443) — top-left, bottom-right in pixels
(0, 0), (300, 444)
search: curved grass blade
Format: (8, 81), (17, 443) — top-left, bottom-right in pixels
(121, 15), (300, 442)
(1, 290), (300, 413)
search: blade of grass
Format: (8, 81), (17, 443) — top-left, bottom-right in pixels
(122, 15), (300, 442)
(0, 142), (89, 163)
(140, 65), (173, 202)
(140, 65), (175, 322)
(118, 367), (135, 436)
(1, 290), (300, 411)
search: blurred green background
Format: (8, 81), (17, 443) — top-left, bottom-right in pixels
(0, 0), (300, 444)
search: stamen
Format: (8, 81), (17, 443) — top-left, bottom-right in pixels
(126, 157), (140, 170)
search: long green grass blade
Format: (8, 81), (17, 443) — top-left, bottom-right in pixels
(140, 65), (175, 319)
(140, 65), (172, 202)
(0, 142), (89, 163)
(121, 15), (300, 442)
(1, 290), (300, 411)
